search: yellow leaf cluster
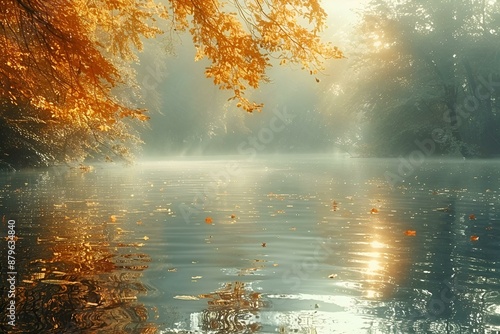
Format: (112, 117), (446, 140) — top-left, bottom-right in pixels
(168, 0), (343, 112)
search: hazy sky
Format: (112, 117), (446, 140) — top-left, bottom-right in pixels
(137, 1), (368, 158)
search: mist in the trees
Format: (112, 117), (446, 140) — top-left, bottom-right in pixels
(322, 0), (500, 158)
(137, 0), (500, 161)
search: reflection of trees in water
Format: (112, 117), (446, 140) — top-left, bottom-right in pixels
(199, 281), (268, 333)
(0, 217), (157, 333)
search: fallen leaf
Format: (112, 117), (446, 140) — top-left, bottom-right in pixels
(370, 208), (379, 214)
(328, 274), (337, 279)
(470, 235), (479, 241)
(110, 215), (117, 222)
(469, 214), (476, 220)
(261, 242), (267, 247)
(230, 214), (236, 219)
(205, 217), (213, 224)
(404, 230), (417, 236)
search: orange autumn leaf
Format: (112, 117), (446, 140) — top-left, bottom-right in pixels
(404, 230), (417, 236)
(469, 214), (476, 220)
(470, 235), (479, 241)
(370, 208), (379, 214)
(110, 215), (117, 223)
(230, 214), (236, 219)
(205, 217), (213, 224)
(0, 0), (163, 166)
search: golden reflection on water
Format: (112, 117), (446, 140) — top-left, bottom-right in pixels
(1, 215), (157, 333)
(199, 281), (267, 333)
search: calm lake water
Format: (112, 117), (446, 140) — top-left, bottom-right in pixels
(1, 155), (500, 333)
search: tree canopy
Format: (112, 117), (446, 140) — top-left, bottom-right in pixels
(0, 0), (342, 169)
(326, 0), (500, 157)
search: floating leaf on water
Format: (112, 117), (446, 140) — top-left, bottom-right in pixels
(370, 208), (379, 214)
(191, 276), (203, 280)
(110, 215), (117, 222)
(261, 242), (267, 247)
(470, 235), (479, 242)
(230, 214), (236, 219)
(404, 230), (417, 236)
(328, 274), (337, 279)
(469, 214), (476, 220)
(205, 217), (213, 224)
(174, 295), (200, 301)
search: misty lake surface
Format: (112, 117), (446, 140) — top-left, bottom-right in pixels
(1, 155), (500, 333)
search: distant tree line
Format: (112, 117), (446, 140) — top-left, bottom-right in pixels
(327, 0), (500, 158)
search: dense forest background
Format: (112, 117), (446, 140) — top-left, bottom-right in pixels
(326, 0), (500, 158)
